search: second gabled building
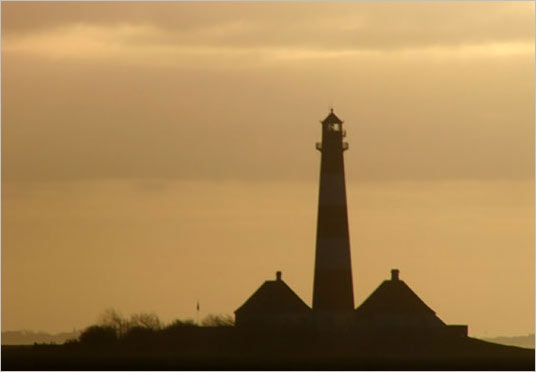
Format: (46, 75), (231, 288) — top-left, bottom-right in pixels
(355, 269), (467, 337)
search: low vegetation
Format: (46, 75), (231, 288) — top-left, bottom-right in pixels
(73, 309), (234, 346)
(3, 311), (534, 370)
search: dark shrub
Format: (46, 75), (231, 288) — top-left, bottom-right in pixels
(201, 314), (235, 327)
(167, 319), (197, 328)
(79, 325), (117, 345)
(123, 326), (156, 345)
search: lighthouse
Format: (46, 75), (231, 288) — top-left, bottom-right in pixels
(312, 109), (354, 326)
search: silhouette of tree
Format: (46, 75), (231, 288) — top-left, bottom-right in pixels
(96, 309), (165, 340)
(98, 308), (128, 337)
(201, 314), (235, 327)
(166, 318), (197, 328)
(129, 312), (161, 330)
(79, 326), (117, 345)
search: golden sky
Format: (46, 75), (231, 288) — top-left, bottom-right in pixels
(2, 2), (534, 337)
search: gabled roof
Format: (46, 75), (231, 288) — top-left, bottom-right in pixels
(355, 270), (444, 324)
(235, 275), (311, 315)
(321, 109), (343, 125)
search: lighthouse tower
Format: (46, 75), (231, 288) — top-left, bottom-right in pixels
(312, 109), (354, 326)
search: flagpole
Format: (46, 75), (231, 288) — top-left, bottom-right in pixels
(196, 300), (200, 325)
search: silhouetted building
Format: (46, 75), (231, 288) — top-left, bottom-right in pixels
(355, 269), (468, 337)
(234, 271), (311, 328)
(234, 110), (469, 338)
(313, 109), (354, 326)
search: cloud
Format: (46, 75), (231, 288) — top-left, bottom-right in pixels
(3, 19), (532, 68)
(3, 2), (533, 54)
(1, 2), (533, 184)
